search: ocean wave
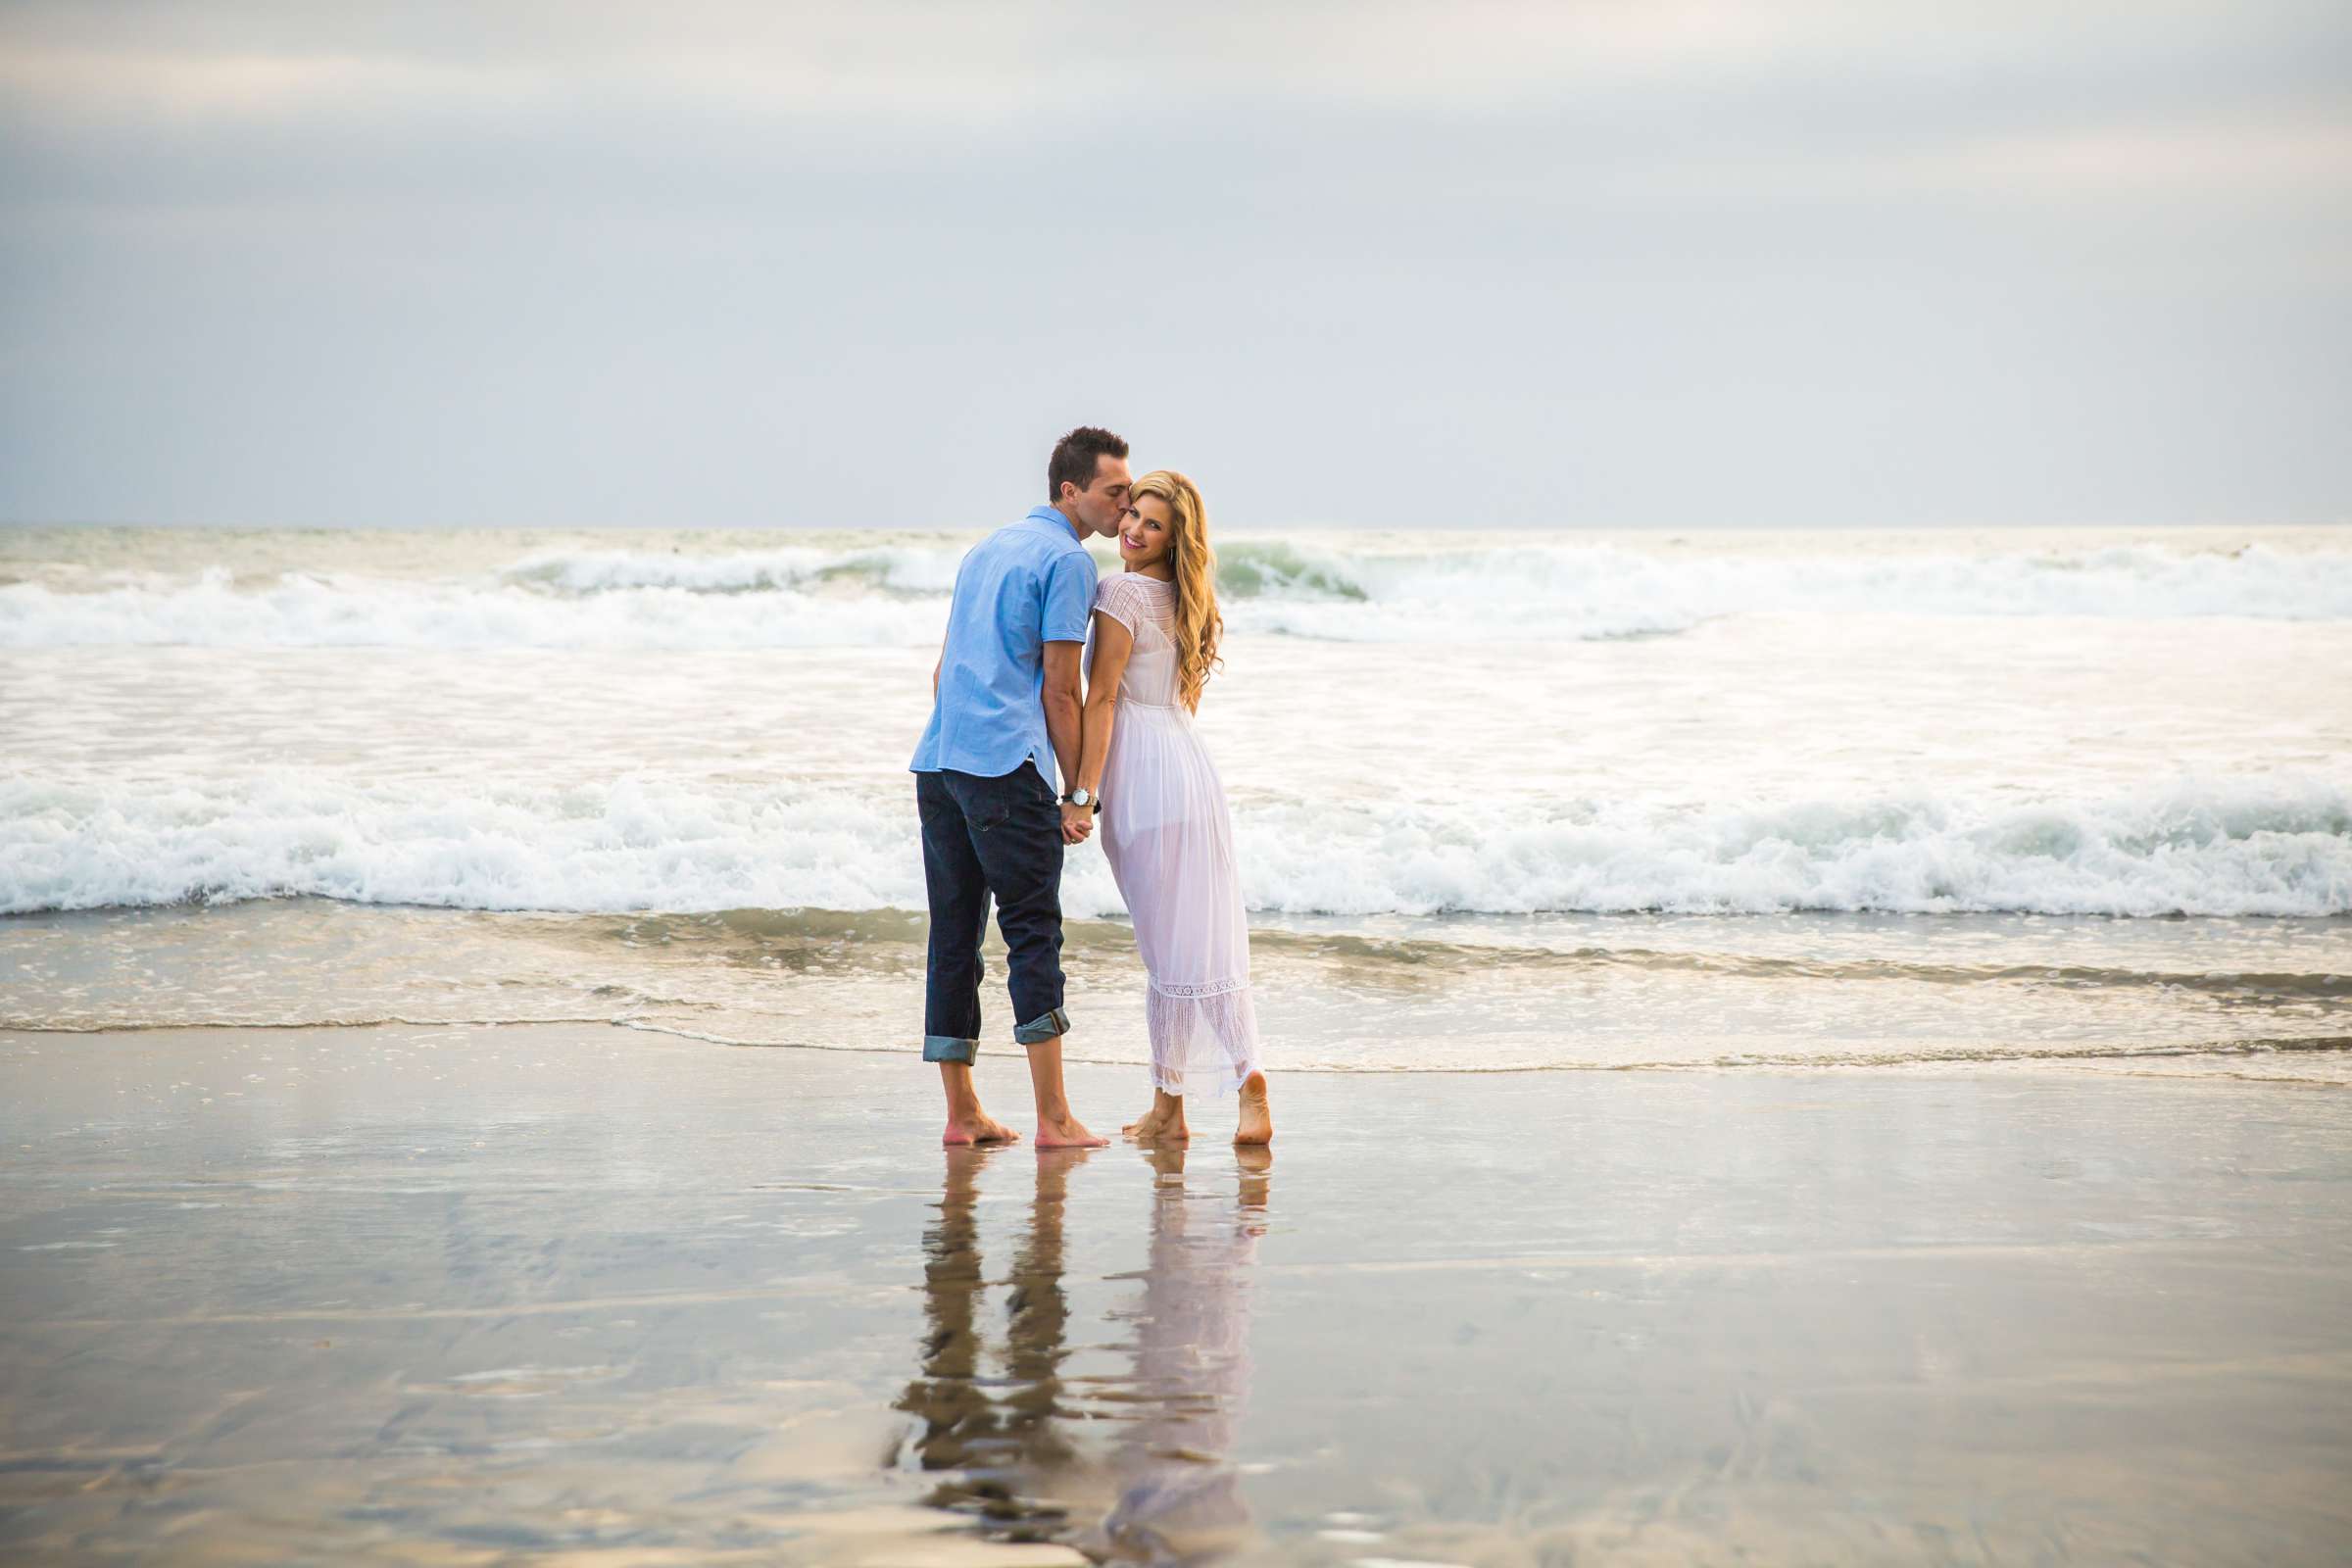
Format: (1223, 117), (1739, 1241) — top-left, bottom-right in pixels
(498, 544), (969, 597)
(6, 773), (2346, 919)
(0, 569), (947, 650)
(1235, 781), (2352, 917)
(1224, 539), (2352, 641)
(3, 538), (2346, 649)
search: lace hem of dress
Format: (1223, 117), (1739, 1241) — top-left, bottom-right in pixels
(1144, 982), (1259, 1098)
(1150, 1059), (1255, 1098)
(1147, 975), (1252, 1000)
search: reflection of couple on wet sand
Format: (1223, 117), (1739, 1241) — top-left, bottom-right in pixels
(910, 425), (1274, 1150)
(895, 1144), (1271, 1560)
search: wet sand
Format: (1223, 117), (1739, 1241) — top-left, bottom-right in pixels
(3, 1023), (2349, 1564)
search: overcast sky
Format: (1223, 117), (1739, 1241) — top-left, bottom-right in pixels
(1, 1), (2346, 528)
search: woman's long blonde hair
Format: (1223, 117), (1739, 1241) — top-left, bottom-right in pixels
(1131, 468), (1223, 712)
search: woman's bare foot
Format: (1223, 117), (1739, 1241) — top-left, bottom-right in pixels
(1120, 1088), (1168, 1136)
(943, 1110), (1020, 1147)
(1034, 1113), (1109, 1149)
(1122, 1090), (1189, 1142)
(1233, 1071), (1273, 1146)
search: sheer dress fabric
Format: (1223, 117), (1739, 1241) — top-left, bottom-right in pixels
(1091, 572), (1261, 1097)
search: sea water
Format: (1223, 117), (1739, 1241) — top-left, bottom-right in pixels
(4, 524), (2348, 1079)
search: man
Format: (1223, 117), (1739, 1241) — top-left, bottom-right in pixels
(911, 425), (1132, 1147)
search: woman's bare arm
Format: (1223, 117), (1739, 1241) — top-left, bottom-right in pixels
(1074, 610), (1135, 806)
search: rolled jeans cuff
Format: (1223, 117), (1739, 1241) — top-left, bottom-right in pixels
(1012, 1006), (1070, 1045)
(922, 1034), (978, 1064)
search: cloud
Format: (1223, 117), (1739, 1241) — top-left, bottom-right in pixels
(5, 0), (2345, 121)
(0, 1), (2346, 527)
(6, 0), (2346, 199)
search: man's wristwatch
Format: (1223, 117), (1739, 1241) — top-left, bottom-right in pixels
(1062, 787), (1099, 813)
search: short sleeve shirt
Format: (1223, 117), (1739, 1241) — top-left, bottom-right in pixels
(909, 507), (1101, 785)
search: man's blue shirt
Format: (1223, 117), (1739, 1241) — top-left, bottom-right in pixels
(910, 506), (1100, 784)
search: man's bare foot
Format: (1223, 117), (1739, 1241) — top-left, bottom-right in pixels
(943, 1111), (1020, 1147)
(1234, 1071), (1273, 1146)
(1122, 1090), (1189, 1142)
(1034, 1113), (1108, 1149)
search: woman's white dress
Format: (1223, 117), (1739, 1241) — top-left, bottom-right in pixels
(1092, 573), (1261, 1097)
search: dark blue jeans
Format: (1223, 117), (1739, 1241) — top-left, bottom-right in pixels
(916, 763), (1070, 1064)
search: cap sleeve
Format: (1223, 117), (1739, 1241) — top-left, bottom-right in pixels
(1093, 573), (1144, 636)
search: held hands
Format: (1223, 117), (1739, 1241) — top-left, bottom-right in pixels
(1059, 801), (1095, 846)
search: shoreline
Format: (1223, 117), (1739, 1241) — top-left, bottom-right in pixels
(9, 898), (2350, 1086)
(10, 1013), (2351, 1087)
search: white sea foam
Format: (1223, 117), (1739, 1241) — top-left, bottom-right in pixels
(4, 538), (2346, 649)
(1233, 782), (2352, 918)
(498, 543), (971, 596)
(0, 569), (948, 650)
(1223, 539), (2352, 641)
(6, 773), (2345, 919)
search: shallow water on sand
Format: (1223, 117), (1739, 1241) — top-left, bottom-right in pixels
(4, 1026), (2350, 1564)
(8, 899), (2351, 1082)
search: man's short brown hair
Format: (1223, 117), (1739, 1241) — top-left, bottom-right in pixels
(1046, 426), (1129, 503)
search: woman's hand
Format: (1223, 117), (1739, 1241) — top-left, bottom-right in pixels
(1060, 802), (1095, 846)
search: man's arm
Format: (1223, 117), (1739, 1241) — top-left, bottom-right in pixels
(1042, 640), (1088, 842)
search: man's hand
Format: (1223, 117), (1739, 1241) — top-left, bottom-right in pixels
(1060, 802), (1095, 846)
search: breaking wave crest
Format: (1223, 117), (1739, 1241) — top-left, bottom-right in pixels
(5, 773), (2346, 919)
(4, 537), (2347, 649)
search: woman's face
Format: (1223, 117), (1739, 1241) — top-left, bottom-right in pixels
(1119, 494), (1176, 571)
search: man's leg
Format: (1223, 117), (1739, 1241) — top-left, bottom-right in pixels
(953, 764), (1105, 1149)
(918, 770), (1016, 1146)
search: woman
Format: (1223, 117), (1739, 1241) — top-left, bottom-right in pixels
(1069, 469), (1272, 1145)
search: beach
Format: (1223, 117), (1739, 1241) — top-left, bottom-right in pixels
(10, 0), (2352, 1552)
(4, 521), (2351, 1561)
(4, 1022), (2350, 1565)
